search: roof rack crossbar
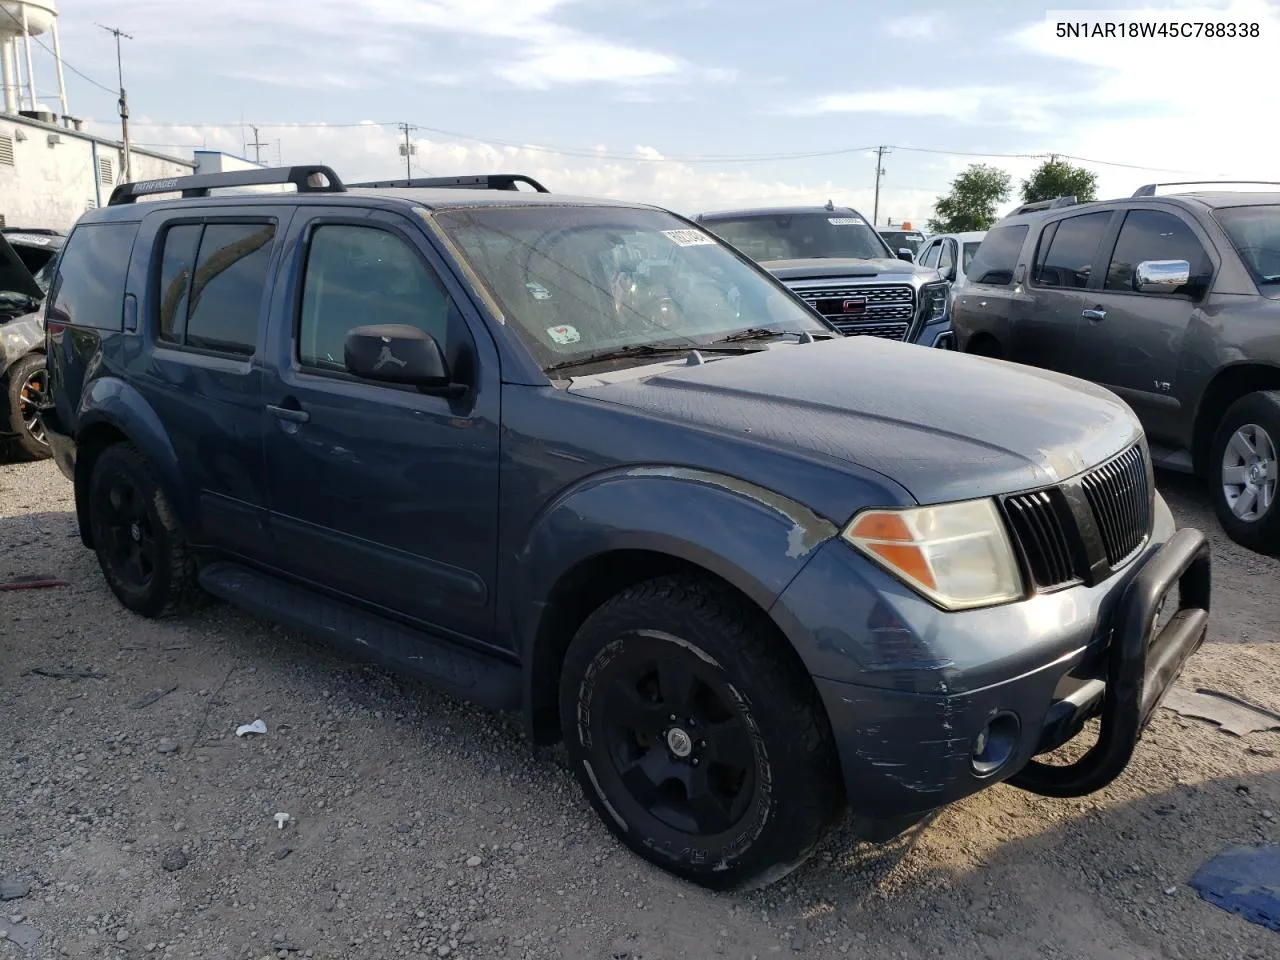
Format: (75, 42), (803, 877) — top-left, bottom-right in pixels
(1132, 180), (1280, 197)
(1005, 195), (1078, 217)
(107, 165), (346, 205)
(345, 174), (550, 193)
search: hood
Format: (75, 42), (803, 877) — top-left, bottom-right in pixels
(0, 231), (45, 302)
(567, 336), (1142, 505)
(760, 257), (939, 283)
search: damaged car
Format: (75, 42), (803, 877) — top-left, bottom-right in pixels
(0, 227), (64, 460)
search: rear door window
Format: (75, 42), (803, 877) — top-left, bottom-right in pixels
(46, 222), (141, 330)
(965, 224), (1028, 286)
(1033, 212), (1112, 289)
(154, 220), (278, 357)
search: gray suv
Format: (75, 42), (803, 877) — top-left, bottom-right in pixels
(952, 183), (1280, 554)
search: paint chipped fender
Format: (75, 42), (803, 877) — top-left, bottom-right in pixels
(0, 311), (44, 376)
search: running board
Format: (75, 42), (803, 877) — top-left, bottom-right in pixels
(1148, 443), (1194, 474)
(197, 561), (521, 711)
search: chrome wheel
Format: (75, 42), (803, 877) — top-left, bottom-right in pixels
(1221, 422), (1277, 523)
(17, 366), (48, 447)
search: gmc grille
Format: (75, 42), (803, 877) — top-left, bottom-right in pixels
(1000, 443), (1153, 592)
(785, 282), (915, 340)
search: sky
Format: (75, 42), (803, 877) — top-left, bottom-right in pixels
(15, 0), (1280, 223)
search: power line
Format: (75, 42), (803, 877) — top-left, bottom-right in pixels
(110, 117), (1236, 178)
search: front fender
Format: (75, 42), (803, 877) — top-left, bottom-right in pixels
(74, 376), (192, 539)
(0, 313), (44, 375)
(513, 466), (840, 659)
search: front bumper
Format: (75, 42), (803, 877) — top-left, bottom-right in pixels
(773, 506), (1210, 822)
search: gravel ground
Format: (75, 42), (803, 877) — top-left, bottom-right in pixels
(1, 458), (1277, 960)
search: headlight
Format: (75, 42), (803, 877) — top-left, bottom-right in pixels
(919, 282), (948, 322)
(841, 499), (1024, 610)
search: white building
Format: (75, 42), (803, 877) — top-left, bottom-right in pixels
(0, 110), (195, 230)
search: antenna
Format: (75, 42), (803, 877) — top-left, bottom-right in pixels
(95, 23), (134, 182)
(247, 124), (269, 165)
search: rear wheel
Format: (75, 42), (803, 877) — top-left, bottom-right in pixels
(1210, 390), (1280, 554)
(3, 353), (52, 461)
(559, 576), (843, 891)
(88, 443), (202, 617)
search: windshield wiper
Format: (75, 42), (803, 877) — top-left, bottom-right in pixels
(544, 342), (765, 375)
(705, 327), (836, 345)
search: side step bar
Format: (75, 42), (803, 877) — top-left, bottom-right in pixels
(198, 562), (521, 711)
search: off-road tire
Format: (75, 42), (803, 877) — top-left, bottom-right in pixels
(4, 353), (52, 461)
(1209, 390), (1280, 555)
(559, 575), (844, 891)
(88, 443), (202, 617)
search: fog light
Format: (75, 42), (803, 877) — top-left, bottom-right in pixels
(971, 712), (1021, 777)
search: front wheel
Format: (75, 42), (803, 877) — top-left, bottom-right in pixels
(559, 576), (843, 890)
(1210, 391), (1280, 555)
(3, 353), (52, 461)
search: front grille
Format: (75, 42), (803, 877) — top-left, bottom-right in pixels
(1003, 488), (1079, 590)
(1080, 443), (1152, 566)
(999, 442), (1153, 593)
(786, 282), (915, 340)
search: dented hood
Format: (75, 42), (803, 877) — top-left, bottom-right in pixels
(567, 336), (1143, 505)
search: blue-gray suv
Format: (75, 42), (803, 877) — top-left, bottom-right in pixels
(38, 166), (1211, 890)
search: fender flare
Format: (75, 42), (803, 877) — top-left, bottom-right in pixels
(72, 377), (190, 545)
(511, 466), (843, 736)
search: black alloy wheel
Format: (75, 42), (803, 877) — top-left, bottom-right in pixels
(560, 576), (844, 890)
(4, 353), (53, 460)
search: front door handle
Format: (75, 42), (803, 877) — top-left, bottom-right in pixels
(1082, 308), (1107, 322)
(266, 403), (310, 423)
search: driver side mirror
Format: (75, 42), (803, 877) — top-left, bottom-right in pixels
(1135, 259), (1191, 294)
(897, 248), (914, 262)
(940, 264), (957, 282)
(344, 324), (462, 395)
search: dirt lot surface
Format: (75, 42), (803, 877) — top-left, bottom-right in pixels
(1, 459), (1277, 960)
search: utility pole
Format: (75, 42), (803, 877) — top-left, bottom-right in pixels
(398, 123), (416, 179)
(96, 24), (133, 182)
(872, 146), (889, 226)
(247, 125), (269, 165)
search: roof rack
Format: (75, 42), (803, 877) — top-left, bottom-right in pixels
(107, 164), (346, 205)
(345, 174), (550, 193)
(1004, 195), (1078, 217)
(1132, 180), (1280, 197)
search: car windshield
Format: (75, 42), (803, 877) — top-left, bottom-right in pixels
(962, 242), (981, 271)
(698, 212), (892, 262)
(432, 205), (831, 372)
(1214, 204), (1280, 283)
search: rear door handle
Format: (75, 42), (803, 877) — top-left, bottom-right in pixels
(266, 403), (310, 423)
(1082, 308), (1107, 321)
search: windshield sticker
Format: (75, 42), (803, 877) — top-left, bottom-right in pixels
(546, 324), (581, 345)
(662, 229), (716, 247)
(828, 217), (866, 226)
(526, 282), (552, 301)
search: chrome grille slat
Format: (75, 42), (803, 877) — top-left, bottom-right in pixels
(1002, 489), (1078, 590)
(783, 281), (916, 341)
(1080, 444), (1151, 566)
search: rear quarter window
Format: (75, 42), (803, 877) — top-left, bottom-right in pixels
(46, 221), (140, 330)
(965, 224), (1028, 286)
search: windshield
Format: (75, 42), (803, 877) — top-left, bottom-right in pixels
(698, 212), (892, 262)
(1214, 205), (1280, 283)
(432, 205), (831, 372)
(962, 242), (981, 271)
(879, 230), (925, 256)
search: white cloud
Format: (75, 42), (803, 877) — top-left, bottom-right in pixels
(66, 0), (725, 89)
(884, 14), (942, 40)
(107, 119), (946, 222)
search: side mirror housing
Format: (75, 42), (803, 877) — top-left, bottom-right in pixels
(344, 324), (458, 393)
(1135, 259), (1191, 294)
(897, 248), (914, 262)
(941, 264), (957, 282)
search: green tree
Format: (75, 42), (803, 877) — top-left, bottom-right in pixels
(927, 164), (1012, 233)
(1020, 157), (1098, 204)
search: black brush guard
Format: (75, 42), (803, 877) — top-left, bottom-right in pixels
(1009, 527), (1212, 797)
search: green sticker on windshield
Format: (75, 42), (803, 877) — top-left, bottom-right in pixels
(547, 324), (581, 345)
